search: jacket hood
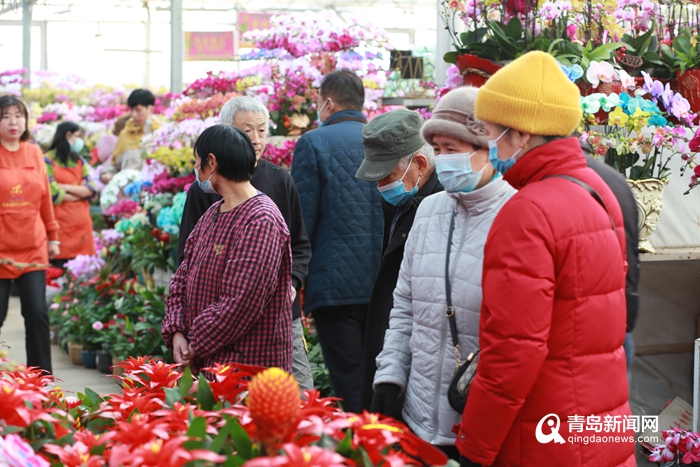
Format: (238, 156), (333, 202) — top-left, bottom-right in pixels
(503, 137), (587, 190)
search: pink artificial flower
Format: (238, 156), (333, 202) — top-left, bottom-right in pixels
(92, 321), (104, 331)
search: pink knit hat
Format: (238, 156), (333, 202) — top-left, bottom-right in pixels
(422, 86), (488, 148)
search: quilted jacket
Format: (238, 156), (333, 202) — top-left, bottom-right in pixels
(291, 110), (383, 312)
(373, 178), (515, 446)
(457, 138), (635, 467)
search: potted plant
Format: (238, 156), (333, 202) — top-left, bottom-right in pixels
(618, 22), (672, 82)
(661, 28), (700, 112)
(579, 73), (697, 252)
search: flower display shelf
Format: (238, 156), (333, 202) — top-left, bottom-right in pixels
(639, 248), (700, 262)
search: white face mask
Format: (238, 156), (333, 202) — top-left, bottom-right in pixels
(195, 166), (217, 195)
(435, 152), (484, 193)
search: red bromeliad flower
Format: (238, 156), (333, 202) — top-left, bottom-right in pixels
(244, 443), (350, 467)
(43, 442), (105, 467)
(348, 412), (448, 467)
(126, 360), (181, 392)
(247, 368), (301, 455)
(118, 436), (226, 467)
(204, 362), (266, 404)
(97, 387), (164, 420)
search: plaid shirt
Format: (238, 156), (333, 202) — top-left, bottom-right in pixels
(162, 193), (293, 374)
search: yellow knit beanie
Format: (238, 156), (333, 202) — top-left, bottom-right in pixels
(474, 51), (582, 136)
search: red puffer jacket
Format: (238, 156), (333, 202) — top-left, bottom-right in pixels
(457, 138), (635, 467)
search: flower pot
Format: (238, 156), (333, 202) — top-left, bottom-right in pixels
(677, 70), (700, 113)
(81, 350), (97, 369)
(455, 54), (502, 88)
(112, 357), (125, 377)
(627, 178), (669, 254)
(96, 350), (112, 373)
(49, 326), (59, 345)
(153, 267), (174, 289)
(67, 341), (84, 366)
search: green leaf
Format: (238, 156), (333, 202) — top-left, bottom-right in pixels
(336, 430), (353, 457)
(179, 366), (193, 397)
(675, 35), (692, 58)
(504, 16), (523, 41)
(228, 417), (252, 459)
(164, 387), (184, 408)
(187, 416), (207, 439)
(224, 455), (247, 467)
(196, 374), (215, 410)
(210, 422), (231, 454)
(443, 51), (458, 64)
(547, 38), (566, 54)
(586, 42), (624, 61)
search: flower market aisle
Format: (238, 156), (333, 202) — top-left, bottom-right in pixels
(3, 297), (117, 396)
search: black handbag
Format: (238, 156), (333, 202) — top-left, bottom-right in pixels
(444, 209), (480, 413)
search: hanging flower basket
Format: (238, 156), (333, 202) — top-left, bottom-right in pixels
(677, 69), (700, 113)
(456, 54), (502, 87)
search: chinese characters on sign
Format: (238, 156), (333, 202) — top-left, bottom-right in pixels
(184, 32), (235, 61)
(237, 11), (274, 48)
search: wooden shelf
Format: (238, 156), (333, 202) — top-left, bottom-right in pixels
(640, 248), (700, 262)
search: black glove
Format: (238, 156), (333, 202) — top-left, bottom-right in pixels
(370, 383), (403, 420)
(459, 456), (483, 467)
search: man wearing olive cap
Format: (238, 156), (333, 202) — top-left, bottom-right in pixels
(355, 108), (443, 414)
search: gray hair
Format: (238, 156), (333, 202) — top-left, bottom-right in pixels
(219, 96), (270, 125)
(396, 143), (435, 171)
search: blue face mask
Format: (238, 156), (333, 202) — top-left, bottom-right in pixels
(488, 128), (522, 175)
(435, 152), (484, 193)
(377, 158), (419, 206)
(194, 166), (218, 195)
(316, 99), (328, 128)
(70, 137), (85, 154)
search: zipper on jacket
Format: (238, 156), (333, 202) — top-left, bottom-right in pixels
(430, 311), (449, 444)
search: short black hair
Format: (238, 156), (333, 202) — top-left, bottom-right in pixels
(0, 95), (30, 142)
(127, 89), (155, 109)
(320, 70), (365, 111)
(194, 124), (255, 182)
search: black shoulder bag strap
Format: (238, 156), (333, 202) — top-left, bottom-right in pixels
(445, 209), (462, 369)
(544, 174), (617, 234)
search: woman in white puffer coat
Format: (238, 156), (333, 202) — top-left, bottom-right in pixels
(371, 87), (516, 460)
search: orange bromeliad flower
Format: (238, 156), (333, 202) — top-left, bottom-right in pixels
(247, 367), (301, 455)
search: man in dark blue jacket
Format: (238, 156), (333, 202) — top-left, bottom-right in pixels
(291, 70), (383, 412)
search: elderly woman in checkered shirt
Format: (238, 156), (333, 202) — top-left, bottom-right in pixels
(162, 124), (293, 377)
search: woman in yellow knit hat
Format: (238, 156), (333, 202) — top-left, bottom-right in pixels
(456, 51), (635, 467)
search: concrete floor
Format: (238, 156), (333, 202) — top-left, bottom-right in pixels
(1, 296), (119, 396)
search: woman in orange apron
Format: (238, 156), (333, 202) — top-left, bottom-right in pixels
(0, 95), (59, 374)
(44, 122), (98, 267)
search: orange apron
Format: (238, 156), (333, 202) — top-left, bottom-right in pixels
(51, 159), (95, 259)
(0, 162), (48, 278)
